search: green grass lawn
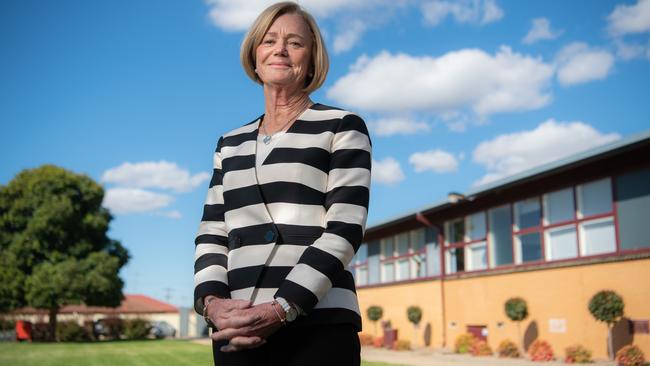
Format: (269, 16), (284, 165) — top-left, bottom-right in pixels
(0, 339), (400, 366)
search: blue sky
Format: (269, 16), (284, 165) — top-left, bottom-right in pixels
(2, 0), (649, 307)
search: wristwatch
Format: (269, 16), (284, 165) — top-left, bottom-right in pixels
(275, 297), (298, 322)
(202, 297), (218, 330)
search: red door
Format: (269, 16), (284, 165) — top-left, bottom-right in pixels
(467, 325), (487, 341)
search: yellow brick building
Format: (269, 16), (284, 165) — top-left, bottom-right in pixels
(354, 131), (650, 359)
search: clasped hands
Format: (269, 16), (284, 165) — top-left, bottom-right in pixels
(205, 296), (284, 352)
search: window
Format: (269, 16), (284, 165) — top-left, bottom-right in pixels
(446, 218), (465, 244)
(577, 178), (612, 218)
(468, 242), (488, 271)
(379, 229), (429, 283)
(616, 167), (650, 250)
(580, 218), (616, 256)
(545, 225), (577, 260)
(446, 247), (464, 274)
(516, 232), (542, 263)
(515, 198), (541, 230)
(352, 243), (368, 286)
(382, 261), (395, 282)
(488, 205), (513, 267)
(410, 229), (427, 278)
(467, 212), (486, 241)
(544, 188), (575, 225)
(380, 237), (395, 283)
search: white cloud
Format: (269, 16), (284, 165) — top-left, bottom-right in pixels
(409, 149), (459, 173)
(372, 157), (405, 186)
(555, 42), (615, 86)
(522, 17), (562, 44)
(101, 161), (210, 193)
(472, 119), (621, 186)
(607, 0), (650, 36)
(327, 47), (553, 117)
(103, 188), (175, 214)
(421, 0), (504, 26)
(333, 20), (367, 54)
(370, 117), (430, 136)
(205, 0), (377, 31)
(155, 210), (183, 219)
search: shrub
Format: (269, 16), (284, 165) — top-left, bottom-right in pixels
(95, 317), (124, 340)
(565, 344), (593, 363)
(56, 321), (89, 342)
(393, 339), (411, 351)
(615, 345), (646, 366)
(470, 339), (493, 356)
(529, 339), (554, 362)
(372, 336), (384, 348)
(359, 333), (374, 346)
(497, 339), (520, 358)
(31, 323), (51, 342)
(0, 318), (15, 331)
(454, 333), (475, 354)
(123, 318), (151, 340)
(367, 306), (383, 335)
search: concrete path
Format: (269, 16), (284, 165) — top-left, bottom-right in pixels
(361, 347), (616, 366)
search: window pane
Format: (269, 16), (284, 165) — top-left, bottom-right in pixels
(367, 240), (380, 284)
(425, 227), (437, 243)
(381, 237), (394, 258)
(615, 167), (650, 251)
(446, 247), (465, 273)
(517, 232), (542, 263)
(410, 229), (426, 251)
(411, 254), (426, 278)
(578, 178), (612, 217)
(356, 243), (368, 263)
(357, 267), (368, 286)
(544, 188), (575, 224)
(396, 233), (410, 255)
(446, 219), (465, 243)
(515, 198), (541, 230)
(397, 259), (409, 280)
(467, 212), (486, 240)
(489, 205), (513, 266)
(469, 242), (487, 271)
(580, 218), (616, 256)
(545, 225), (577, 260)
(382, 261), (394, 282)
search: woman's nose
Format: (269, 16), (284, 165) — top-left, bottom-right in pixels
(273, 41), (288, 55)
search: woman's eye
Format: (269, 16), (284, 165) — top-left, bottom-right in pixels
(263, 39), (275, 44)
(289, 41), (302, 47)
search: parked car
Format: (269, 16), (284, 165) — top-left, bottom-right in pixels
(150, 321), (176, 339)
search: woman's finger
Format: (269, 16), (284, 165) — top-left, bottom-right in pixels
(216, 313), (261, 330)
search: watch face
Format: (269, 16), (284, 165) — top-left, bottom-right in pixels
(286, 308), (298, 322)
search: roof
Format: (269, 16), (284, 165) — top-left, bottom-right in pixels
(366, 129), (650, 233)
(14, 294), (178, 315)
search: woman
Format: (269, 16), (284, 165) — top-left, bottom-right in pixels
(193, 2), (371, 365)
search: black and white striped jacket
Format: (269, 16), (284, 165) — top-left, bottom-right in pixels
(193, 103), (371, 331)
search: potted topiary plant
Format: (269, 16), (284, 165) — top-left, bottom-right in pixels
(588, 290), (624, 360)
(367, 305), (383, 337)
(407, 306), (422, 347)
(504, 297), (528, 353)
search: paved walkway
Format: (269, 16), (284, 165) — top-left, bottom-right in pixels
(361, 347), (616, 366)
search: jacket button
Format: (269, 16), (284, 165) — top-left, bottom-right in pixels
(264, 230), (275, 242)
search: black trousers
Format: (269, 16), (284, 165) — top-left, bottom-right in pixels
(212, 323), (360, 366)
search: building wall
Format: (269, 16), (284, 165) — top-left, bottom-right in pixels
(357, 257), (650, 359)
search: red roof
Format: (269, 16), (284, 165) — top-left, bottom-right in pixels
(14, 294), (178, 315)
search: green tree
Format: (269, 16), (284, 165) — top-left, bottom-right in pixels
(407, 306), (423, 347)
(0, 165), (129, 340)
(589, 290), (624, 360)
(367, 305), (383, 336)
(505, 297), (528, 353)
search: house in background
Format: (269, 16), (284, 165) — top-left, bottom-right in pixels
(13, 294), (206, 338)
(354, 130), (650, 358)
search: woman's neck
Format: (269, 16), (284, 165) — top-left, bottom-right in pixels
(263, 85), (311, 132)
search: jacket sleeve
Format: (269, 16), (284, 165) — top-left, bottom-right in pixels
(275, 113), (372, 313)
(193, 136), (230, 314)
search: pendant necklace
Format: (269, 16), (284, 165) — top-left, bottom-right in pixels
(261, 104), (308, 145)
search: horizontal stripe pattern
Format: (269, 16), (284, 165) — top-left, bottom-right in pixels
(193, 104), (370, 329)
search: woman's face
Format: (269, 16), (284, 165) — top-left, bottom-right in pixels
(255, 13), (313, 90)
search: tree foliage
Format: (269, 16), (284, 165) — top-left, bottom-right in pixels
(588, 290), (624, 326)
(367, 305), (383, 322)
(407, 306), (422, 326)
(505, 297), (528, 322)
(0, 165), (129, 338)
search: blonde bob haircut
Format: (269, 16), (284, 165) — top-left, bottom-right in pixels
(240, 2), (329, 94)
